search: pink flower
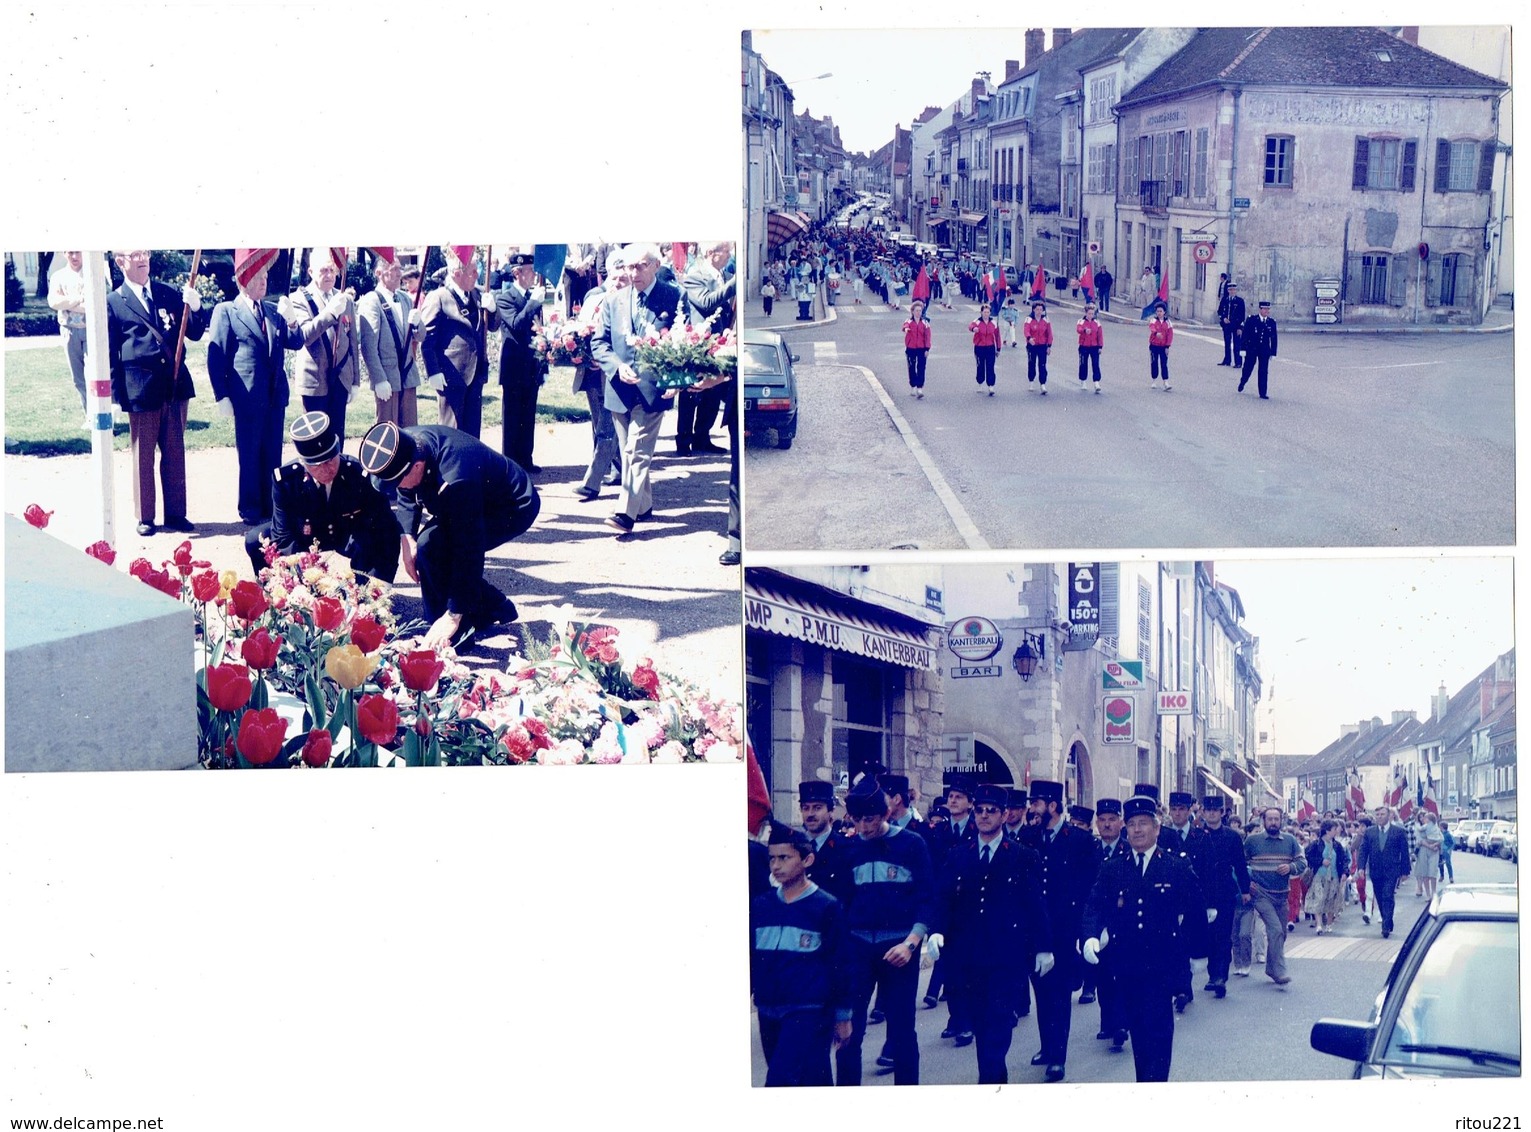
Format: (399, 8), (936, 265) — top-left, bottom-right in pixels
(83, 540), (116, 566)
(23, 504), (53, 529)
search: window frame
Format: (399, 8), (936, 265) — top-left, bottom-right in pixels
(1263, 134), (1294, 188)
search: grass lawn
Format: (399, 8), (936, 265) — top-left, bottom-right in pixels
(2, 339), (589, 457)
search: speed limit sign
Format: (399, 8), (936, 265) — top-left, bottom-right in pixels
(1192, 241), (1215, 263)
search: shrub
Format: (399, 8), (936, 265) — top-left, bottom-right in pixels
(5, 312), (61, 337)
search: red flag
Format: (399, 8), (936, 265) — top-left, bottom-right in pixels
(1079, 261), (1095, 301)
(1423, 764), (1440, 817)
(671, 243), (688, 274)
(745, 742), (771, 836)
(1156, 267), (1170, 310)
(1348, 765), (1366, 819)
(1030, 262), (1047, 298)
(995, 265), (1008, 294)
(982, 270), (992, 302)
(912, 265), (930, 301)
(1396, 765), (1414, 820)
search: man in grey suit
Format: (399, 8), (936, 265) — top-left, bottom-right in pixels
(286, 246), (359, 446)
(357, 247), (420, 430)
(572, 248), (625, 502)
(420, 244), (499, 438)
(1356, 804), (1413, 939)
(207, 248), (306, 524)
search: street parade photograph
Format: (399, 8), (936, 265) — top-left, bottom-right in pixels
(745, 557), (1519, 1088)
(742, 26), (1514, 551)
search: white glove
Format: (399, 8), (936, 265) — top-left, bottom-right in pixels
(1081, 938), (1101, 965)
(348, 381), (363, 402)
(408, 308), (423, 327)
(215, 397), (234, 418)
(1207, 907), (1218, 923)
(181, 284), (202, 312)
(529, 285), (547, 304)
(375, 383), (394, 402)
(427, 373), (446, 392)
(325, 293), (348, 318)
(1034, 951), (1055, 978)
(1099, 927), (1110, 948)
(925, 933), (943, 962)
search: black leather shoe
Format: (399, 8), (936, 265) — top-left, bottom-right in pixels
(1030, 1052), (1046, 1066)
(674, 445), (692, 456)
(719, 549), (741, 566)
(136, 521), (156, 537)
(875, 1054), (895, 1068)
(954, 1032), (974, 1047)
(636, 510), (654, 522)
(1212, 984), (1227, 999)
(1111, 1031), (1128, 1050)
(1174, 993), (1191, 1013)
(1078, 992), (1096, 1005)
(1045, 1064), (1065, 1082)
(694, 441), (727, 454)
(1096, 1030), (1111, 1040)
(868, 1009), (884, 1025)
(574, 488), (600, 502)
(922, 995), (938, 1009)
(605, 514), (634, 534)
(939, 1025), (956, 1039)
(162, 517), (195, 532)
(874, 1063), (896, 1076)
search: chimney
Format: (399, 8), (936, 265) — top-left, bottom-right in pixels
(1005, 58), (1020, 83)
(742, 30), (752, 53)
(1025, 28), (1045, 64)
(1399, 27), (1419, 45)
(972, 77), (986, 107)
(1053, 28), (1073, 51)
(1479, 676), (1493, 721)
(1340, 723), (1359, 739)
(1434, 681), (1449, 721)
(1391, 710), (1417, 725)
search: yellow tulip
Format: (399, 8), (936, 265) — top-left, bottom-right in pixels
(324, 644), (377, 690)
(219, 569), (240, 601)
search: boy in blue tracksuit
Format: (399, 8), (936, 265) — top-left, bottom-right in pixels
(750, 824), (851, 1086)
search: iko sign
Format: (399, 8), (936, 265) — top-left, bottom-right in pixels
(1103, 695), (1136, 744)
(947, 616), (1003, 662)
(1103, 660), (1143, 690)
(1157, 690), (1191, 716)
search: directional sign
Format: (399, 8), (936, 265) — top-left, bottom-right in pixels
(1103, 660), (1144, 690)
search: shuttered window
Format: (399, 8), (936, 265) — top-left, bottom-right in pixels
(1353, 136), (1419, 191)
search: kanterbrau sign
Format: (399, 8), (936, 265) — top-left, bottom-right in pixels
(745, 583), (936, 669)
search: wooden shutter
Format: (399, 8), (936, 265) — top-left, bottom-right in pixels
(1401, 139), (1418, 191)
(1389, 254), (1408, 306)
(1352, 137), (1369, 188)
(1478, 140), (1497, 192)
(1424, 254), (1440, 306)
(1345, 255), (1362, 304)
(1434, 139), (1452, 192)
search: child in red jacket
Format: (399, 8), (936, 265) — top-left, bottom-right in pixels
(969, 305), (1002, 394)
(1147, 302), (1173, 391)
(1023, 300), (1052, 394)
(1076, 303), (1104, 393)
(903, 300), (932, 399)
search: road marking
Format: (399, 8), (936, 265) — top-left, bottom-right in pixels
(1285, 934), (1402, 962)
(812, 341), (839, 363)
(850, 364), (990, 550)
(1355, 361), (1442, 370)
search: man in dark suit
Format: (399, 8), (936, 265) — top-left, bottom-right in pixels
(1186, 793), (1252, 998)
(107, 249), (207, 537)
(494, 251), (547, 472)
(420, 245), (499, 438)
(360, 420), (540, 649)
(1082, 795), (1213, 1082)
(571, 250), (624, 501)
(930, 783), (1052, 1084)
(1087, 798), (1132, 1041)
(1018, 779), (1101, 1081)
(798, 780), (849, 901)
(1356, 803), (1412, 938)
(1217, 281), (1246, 366)
(208, 249), (306, 525)
(244, 411), (400, 581)
(1238, 300), (1280, 398)
(589, 242), (683, 535)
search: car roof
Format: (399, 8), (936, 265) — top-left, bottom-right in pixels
(743, 329), (785, 348)
(1429, 882), (1518, 919)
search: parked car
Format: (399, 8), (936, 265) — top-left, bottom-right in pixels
(1311, 883), (1519, 1078)
(742, 329), (798, 450)
(1455, 819), (1493, 853)
(1486, 821), (1516, 860)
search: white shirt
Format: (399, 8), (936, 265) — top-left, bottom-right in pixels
(376, 284), (406, 337)
(48, 264), (86, 325)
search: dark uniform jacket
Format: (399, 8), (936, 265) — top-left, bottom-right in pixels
(1240, 313), (1279, 357)
(1018, 820), (1101, 981)
(1186, 824), (1252, 906)
(933, 835), (1051, 995)
(1083, 847), (1210, 984)
(391, 426), (538, 615)
(494, 282), (547, 389)
(1098, 836), (1133, 868)
(805, 829), (852, 904)
(1217, 292), (1246, 330)
(107, 280), (206, 413)
(269, 456), (401, 578)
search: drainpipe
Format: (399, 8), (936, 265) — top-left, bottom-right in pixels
(1415, 96), (1435, 325)
(1226, 86), (1241, 290)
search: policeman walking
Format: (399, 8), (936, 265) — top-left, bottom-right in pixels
(246, 411), (400, 581)
(1186, 794), (1252, 999)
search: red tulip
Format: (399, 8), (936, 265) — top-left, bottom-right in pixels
(350, 615), (387, 654)
(631, 661), (660, 698)
(170, 539), (210, 577)
(312, 596), (345, 632)
(83, 540), (116, 566)
(236, 707), (288, 766)
(139, 565), (181, 598)
(300, 729), (333, 768)
(355, 693), (400, 746)
(190, 568), (221, 603)
(228, 579), (269, 622)
(128, 557), (154, 581)
(206, 663), (253, 713)
(398, 649), (445, 693)
(23, 504), (53, 529)
(241, 628), (281, 671)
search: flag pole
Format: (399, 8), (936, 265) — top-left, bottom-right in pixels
(171, 248), (202, 380)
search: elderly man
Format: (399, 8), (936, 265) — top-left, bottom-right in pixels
(244, 411), (400, 581)
(47, 249), (90, 425)
(494, 252), (548, 472)
(357, 247), (420, 430)
(571, 249), (625, 502)
(590, 242), (683, 535)
(682, 239), (741, 564)
(106, 249), (207, 537)
(207, 249), (306, 525)
(420, 245), (499, 438)
(286, 247), (359, 447)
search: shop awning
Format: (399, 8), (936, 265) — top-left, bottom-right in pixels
(744, 578), (937, 669)
(766, 210), (809, 247)
(1253, 768), (1284, 801)
(1197, 765), (1241, 802)
(958, 211), (987, 225)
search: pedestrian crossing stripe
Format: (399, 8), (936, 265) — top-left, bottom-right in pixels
(1284, 935), (1402, 962)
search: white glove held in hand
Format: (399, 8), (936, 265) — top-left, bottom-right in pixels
(408, 309), (423, 327)
(215, 398), (234, 418)
(1034, 951), (1055, 978)
(427, 374), (446, 392)
(375, 383), (394, 402)
(925, 933), (943, 963)
(529, 285), (547, 304)
(349, 382), (363, 402)
(1207, 907), (1218, 923)
(1082, 938), (1101, 965)
(325, 293), (348, 318)
(181, 285), (202, 312)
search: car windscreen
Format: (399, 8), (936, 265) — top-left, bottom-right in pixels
(742, 343), (784, 378)
(1380, 918), (1520, 1074)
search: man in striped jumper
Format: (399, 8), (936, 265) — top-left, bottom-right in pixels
(1242, 807), (1306, 985)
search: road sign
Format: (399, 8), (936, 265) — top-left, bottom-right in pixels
(1192, 241), (1215, 263)
(1233, 197), (1251, 209)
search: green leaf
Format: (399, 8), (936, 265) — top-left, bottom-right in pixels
(305, 670), (327, 729)
(402, 729), (422, 768)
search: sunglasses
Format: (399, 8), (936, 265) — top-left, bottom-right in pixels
(974, 805), (1004, 816)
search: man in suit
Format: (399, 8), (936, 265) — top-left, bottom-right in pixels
(589, 242), (682, 535)
(1082, 794), (1213, 1082)
(1086, 798), (1132, 1042)
(207, 249), (305, 525)
(244, 411), (400, 581)
(682, 240), (741, 565)
(494, 251), (547, 472)
(1217, 281), (1246, 366)
(106, 248), (207, 537)
(1018, 779), (1100, 1082)
(359, 420), (539, 650)
(930, 783), (1052, 1084)
(571, 250), (624, 503)
(420, 245), (499, 438)
(1356, 803), (1412, 938)
(1238, 299), (1280, 398)
(356, 247), (420, 430)
(287, 247), (360, 447)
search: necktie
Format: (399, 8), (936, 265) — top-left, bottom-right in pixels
(1137, 852), (1147, 875)
(254, 301), (266, 335)
(981, 843), (991, 865)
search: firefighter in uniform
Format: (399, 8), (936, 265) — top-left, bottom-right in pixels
(1186, 793), (1251, 998)
(1088, 798), (1133, 1046)
(245, 411), (400, 580)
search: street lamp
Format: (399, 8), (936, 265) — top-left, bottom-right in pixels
(784, 72), (833, 85)
(1011, 632), (1046, 682)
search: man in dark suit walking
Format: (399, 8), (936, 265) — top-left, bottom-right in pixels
(494, 252), (547, 472)
(1238, 300), (1279, 398)
(1356, 803), (1412, 938)
(1217, 281), (1246, 366)
(421, 245), (499, 438)
(107, 249), (207, 537)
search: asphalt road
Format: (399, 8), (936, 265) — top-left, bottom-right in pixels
(743, 300), (1513, 551)
(748, 848), (1517, 1086)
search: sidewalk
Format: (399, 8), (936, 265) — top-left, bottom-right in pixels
(3, 416), (741, 697)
